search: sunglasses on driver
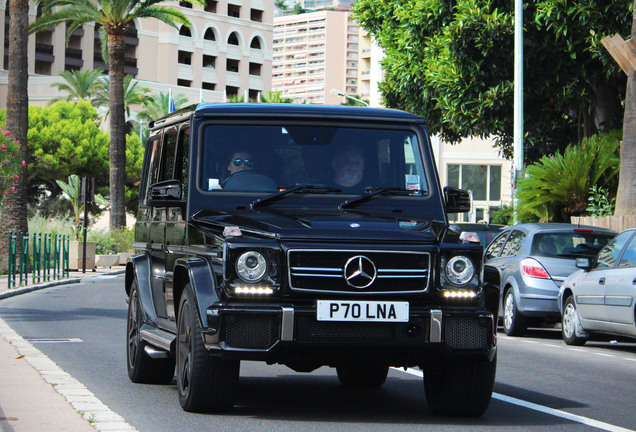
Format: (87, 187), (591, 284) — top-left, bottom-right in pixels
(232, 158), (254, 168)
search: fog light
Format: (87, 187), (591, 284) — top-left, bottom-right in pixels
(443, 290), (477, 299)
(234, 286), (274, 295)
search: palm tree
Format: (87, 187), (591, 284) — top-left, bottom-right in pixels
(137, 91), (189, 125)
(48, 69), (105, 105)
(92, 75), (151, 119)
(29, 0), (204, 230)
(274, 0), (289, 16)
(0, 0), (30, 272)
(259, 90), (293, 104)
(615, 0), (636, 216)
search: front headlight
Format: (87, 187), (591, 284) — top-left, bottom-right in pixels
(236, 251), (267, 282)
(445, 255), (475, 286)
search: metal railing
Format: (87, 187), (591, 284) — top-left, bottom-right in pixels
(7, 232), (70, 289)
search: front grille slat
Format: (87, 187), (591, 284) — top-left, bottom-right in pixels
(288, 249), (430, 294)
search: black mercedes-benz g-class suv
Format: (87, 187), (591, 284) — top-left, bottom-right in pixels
(125, 103), (499, 417)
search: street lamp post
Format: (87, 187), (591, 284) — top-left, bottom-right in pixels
(329, 89), (369, 107)
(513, 0), (524, 223)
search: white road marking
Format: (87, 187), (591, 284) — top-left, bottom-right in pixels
(395, 367), (635, 432)
(26, 338), (83, 343)
(594, 352), (615, 358)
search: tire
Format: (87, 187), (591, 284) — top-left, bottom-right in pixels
(503, 289), (527, 336)
(336, 363), (389, 388)
(561, 296), (588, 346)
(424, 354), (497, 417)
(176, 284), (240, 413)
(126, 282), (175, 384)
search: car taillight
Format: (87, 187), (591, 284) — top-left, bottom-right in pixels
(520, 258), (550, 279)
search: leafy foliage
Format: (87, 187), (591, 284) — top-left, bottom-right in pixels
(89, 227), (134, 254)
(0, 127), (24, 204)
(490, 205), (513, 225)
(56, 174), (107, 240)
(137, 91), (189, 125)
(515, 129), (621, 222)
(586, 185), (615, 217)
(48, 69), (105, 105)
(92, 74), (151, 119)
(259, 90), (293, 103)
(354, 0), (631, 163)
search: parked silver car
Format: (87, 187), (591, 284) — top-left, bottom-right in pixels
(558, 228), (636, 345)
(484, 223), (617, 336)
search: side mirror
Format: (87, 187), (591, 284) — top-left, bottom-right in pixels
(444, 186), (471, 213)
(147, 180), (182, 207)
(575, 257), (592, 271)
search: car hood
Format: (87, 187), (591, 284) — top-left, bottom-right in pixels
(191, 208), (440, 243)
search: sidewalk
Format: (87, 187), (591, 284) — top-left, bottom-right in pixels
(0, 266), (138, 432)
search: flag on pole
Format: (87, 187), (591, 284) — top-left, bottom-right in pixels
(244, 89), (248, 103)
(257, 91), (261, 103)
(223, 89), (228, 103)
(168, 88), (175, 113)
(199, 88), (205, 104)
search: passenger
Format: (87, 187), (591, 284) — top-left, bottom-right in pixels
(330, 145), (365, 192)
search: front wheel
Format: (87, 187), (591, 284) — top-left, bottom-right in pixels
(126, 282), (175, 384)
(424, 354), (497, 417)
(503, 289), (527, 336)
(176, 284), (240, 412)
(562, 296), (588, 346)
(336, 363), (389, 388)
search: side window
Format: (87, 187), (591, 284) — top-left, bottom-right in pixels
(500, 230), (526, 258)
(176, 126), (190, 198)
(161, 128), (178, 182)
(594, 232), (631, 269)
(143, 136), (162, 205)
(619, 234), (636, 267)
(485, 232), (508, 259)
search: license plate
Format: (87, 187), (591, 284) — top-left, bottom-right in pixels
(316, 301), (409, 322)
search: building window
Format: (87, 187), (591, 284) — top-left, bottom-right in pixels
(203, 55), (216, 68)
(204, 0), (217, 13)
(447, 164), (502, 201)
(178, 50), (192, 65)
(179, 26), (191, 37)
(250, 37), (261, 49)
(251, 9), (263, 22)
(177, 79), (191, 87)
(249, 62), (261, 76)
(228, 4), (240, 18)
(204, 28), (216, 41)
(179, 1), (192, 8)
(227, 58), (239, 72)
(226, 86), (239, 98)
(203, 82), (216, 90)
(227, 32), (239, 46)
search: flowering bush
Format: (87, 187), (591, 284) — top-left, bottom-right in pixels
(0, 126), (24, 203)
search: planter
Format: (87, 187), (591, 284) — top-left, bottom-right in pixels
(68, 240), (96, 271)
(96, 254), (119, 269)
(118, 252), (134, 265)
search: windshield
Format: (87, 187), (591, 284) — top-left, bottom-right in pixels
(198, 124), (429, 196)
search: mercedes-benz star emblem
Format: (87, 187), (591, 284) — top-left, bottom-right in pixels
(343, 255), (377, 288)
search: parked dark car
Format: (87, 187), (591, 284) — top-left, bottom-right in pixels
(125, 103), (500, 417)
(558, 228), (636, 345)
(450, 222), (506, 247)
(484, 223), (616, 336)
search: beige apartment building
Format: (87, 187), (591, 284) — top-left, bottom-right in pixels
(272, 9), (360, 104)
(0, 0), (273, 108)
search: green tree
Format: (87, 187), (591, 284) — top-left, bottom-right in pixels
(92, 74), (151, 119)
(354, 0), (631, 163)
(516, 130), (621, 222)
(125, 132), (144, 214)
(274, 0), (289, 16)
(48, 69), (105, 105)
(30, 0), (204, 230)
(259, 90), (293, 103)
(137, 91), (189, 125)
(339, 94), (370, 107)
(0, 0), (30, 272)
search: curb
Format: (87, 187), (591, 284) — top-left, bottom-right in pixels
(0, 269), (125, 300)
(0, 317), (139, 432)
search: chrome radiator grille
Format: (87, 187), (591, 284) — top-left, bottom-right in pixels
(287, 249), (430, 294)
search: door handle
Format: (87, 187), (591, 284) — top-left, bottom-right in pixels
(598, 277), (605, 285)
(500, 265), (506, 271)
(632, 277), (636, 285)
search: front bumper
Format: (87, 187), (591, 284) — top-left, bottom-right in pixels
(203, 304), (495, 362)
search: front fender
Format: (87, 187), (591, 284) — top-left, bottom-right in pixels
(173, 258), (220, 329)
(125, 253), (158, 327)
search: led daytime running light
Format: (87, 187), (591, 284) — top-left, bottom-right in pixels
(234, 286), (274, 295)
(443, 290), (477, 299)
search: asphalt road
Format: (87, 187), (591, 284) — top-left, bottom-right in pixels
(0, 275), (635, 432)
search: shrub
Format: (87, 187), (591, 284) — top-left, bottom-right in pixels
(89, 227), (134, 254)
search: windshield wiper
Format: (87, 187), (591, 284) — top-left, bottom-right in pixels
(251, 184), (341, 208)
(339, 187), (414, 210)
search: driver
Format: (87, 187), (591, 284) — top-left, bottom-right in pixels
(222, 151), (254, 188)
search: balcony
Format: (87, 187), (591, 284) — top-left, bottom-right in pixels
(248, 75), (262, 90)
(178, 63), (193, 80)
(202, 67), (217, 82)
(35, 43), (54, 62)
(226, 71), (240, 87)
(65, 47), (83, 67)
